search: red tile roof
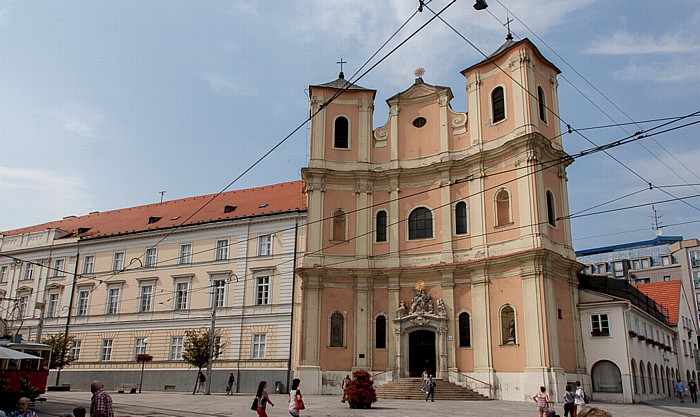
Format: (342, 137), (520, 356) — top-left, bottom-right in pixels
(635, 281), (682, 325)
(1, 181), (306, 240)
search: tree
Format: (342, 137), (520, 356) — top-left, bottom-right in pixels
(182, 328), (225, 395)
(42, 333), (75, 371)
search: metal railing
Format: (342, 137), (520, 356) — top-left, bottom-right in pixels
(448, 369), (494, 399)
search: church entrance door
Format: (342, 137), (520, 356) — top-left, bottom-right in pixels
(408, 330), (436, 377)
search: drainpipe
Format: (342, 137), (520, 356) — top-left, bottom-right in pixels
(623, 301), (634, 404)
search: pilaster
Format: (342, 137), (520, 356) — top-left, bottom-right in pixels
(354, 275), (372, 368)
(471, 267), (493, 372)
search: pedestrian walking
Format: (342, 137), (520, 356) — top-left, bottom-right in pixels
(425, 374), (436, 402)
(421, 368), (429, 392)
(90, 381), (114, 417)
(689, 379), (698, 403)
(255, 380), (274, 417)
(533, 386), (551, 417)
(227, 373), (236, 395)
(573, 381), (586, 417)
(563, 384), (575, 417)
(7, 397), (37, 417)
(196, 371), (206, 393)
(289, 378), (304, 417)
(675, 378), (686, 403)
(341, 374), (351, 403)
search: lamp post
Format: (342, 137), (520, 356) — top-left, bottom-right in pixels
(138, 338), (151, 394)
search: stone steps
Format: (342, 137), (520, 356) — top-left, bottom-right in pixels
(376, 377), (490, 401)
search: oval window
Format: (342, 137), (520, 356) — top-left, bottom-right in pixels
(412, 117), (427, 128)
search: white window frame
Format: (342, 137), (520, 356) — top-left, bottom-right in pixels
(138, 284), (154, 313)
(70, 340), (81, 361)
(174, 281), (190, 310)
(661, 255), (672, 266)
(215, 239), (229, 261)
(106, 287), (121, 315)
(591, 313), (610, 336)
(641, 258), (650, 269)
(257, 234), (272, 256)
(83, 255), (95, 274)
(134, 337), (147, 359)
(169, 336), (183, 360)
(18, 295), (29, 318)
(76, 289), (90, 316)
(179, 244), (193, 264)
(144, 247), (158, 268)
(47, 293), (60, 318)
(0, 265), (6, 282)
(252, 333), (266, 359)
(255, 275), (271, 305)
(211, 279), (226, 308)
(612, 261), (624, 278)
(52, 259), (65, 277)
(112, 252), (125, 271)
(24, 263), (34, 280)
(100, 339), (113, 361)
(690, 250), (700, 268)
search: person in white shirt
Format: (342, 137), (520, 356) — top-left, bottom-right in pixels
(574, 381), (586, 416)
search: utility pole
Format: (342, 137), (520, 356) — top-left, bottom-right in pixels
(35, 302), (45, 342)
(56, 242), (79, 386)
(205, 280), (218, 395)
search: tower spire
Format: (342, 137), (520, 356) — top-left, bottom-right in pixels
(337, 57), (347, 79)
(504, 14), (513, 40)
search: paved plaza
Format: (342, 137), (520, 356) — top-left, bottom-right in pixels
(24, 389), (700, 417)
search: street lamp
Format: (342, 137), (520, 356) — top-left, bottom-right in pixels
(137, 338), (152, 394)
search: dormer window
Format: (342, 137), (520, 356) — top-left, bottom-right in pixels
(148, 216), (161, 224)
(334, 116), (349, 149)
(224, 205), (237, 213)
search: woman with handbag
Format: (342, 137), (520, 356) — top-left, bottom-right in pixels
(288, 378), (305, 416)
(254, 380), (274, 417)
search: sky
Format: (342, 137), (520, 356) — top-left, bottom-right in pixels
(1, 0), (699, 251)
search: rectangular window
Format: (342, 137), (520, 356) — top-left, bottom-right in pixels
(100, 339), (113, 361)
(24, 263), (34, 280)
(643, 322), (648, 338)
(106, 287), (120, 315)
(214, 336), (222, 359)
(664, 275), (672, 282)
(691, 250), (700, 268)
(597, 263), (607, 274)
(145, 248), (157, 268)
(70, 340), (81, 361)
(52, 259), (65, 277)
(635, 278), (651, 285)
(77, 290), (90, 316)
(661, 255), (671, 266)
(252, 333), (266, 359)
(83, 255), (94, 274)
(139, 284), (154, 312)
(169, 336), (183, 360)
(134, 337), (147, 358)
(47, 293), (60, 318)
(215, 239), (229, 261)
(255, 275), (270, 305)
(174, 282), (189, 310)
(635, 318), (640, 334)
(684, 340), (688, 356)
(591, 313), (610, 336)
(632, 259), (640, 270)
(18, 296), (28, 317)
(257, 234), (272, 256)
(112, 252), (125, 271)
(212, 279), (225, 308)
(641, 258), (650, 269)
(612, 261), (624, 278)
(179, 244), (192, 264)
(694, 272), (700, 289)
(0, 265), (6, 282)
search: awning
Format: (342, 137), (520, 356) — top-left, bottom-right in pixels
(0, 345), (42, 360)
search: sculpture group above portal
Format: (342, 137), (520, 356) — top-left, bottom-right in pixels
(396, 281), (447, 318)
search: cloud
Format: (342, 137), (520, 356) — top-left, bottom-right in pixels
(44, 104), (105, 139)
(587, 31), (698, 55)
(201, 72), (247, 95)
(613, 61), (700, 82)
(0, 166), (93, 231)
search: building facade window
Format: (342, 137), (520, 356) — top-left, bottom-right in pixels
(112, 252), (125, 271)
(0, 265), (7, 282)
(332, 209), (347, 241)
(334, 116), (349, 149)
(459, 312), (471, 347)
(52, 259), (65, 277)
(18, 295), (28, 318)
(212, 279), (226, 308)
(174, 282), (189, 310)
(252, 333), (267, 359)
(376, 211), (387, 242)
(690, 250), (700, 268)
(495, 189), (511, 226)
(661, 255), (672, 266)
(612, 261), (624, 278)
(591, 313), (610, 336)
(255, 275), (270, 305)
(597, 263), (607, 274)
(47, 293), (60, 318)
(591, 360), (623, 393)
(83, 255), (94, 274)
(215, 239), (229, 261)
(169, 336), (183, 360)
(330, 312), (344, 347)
(179, 244), (192, 264)
(24, 263), (34, 280)
(138, 284), (154, 312)
(258, 234), (272, 256)
(491, 86), (505, 123)
(537, 86), (547, 123)
(145, 248), (158, 268)
(134, 337), (147, 359)
(455, 202), (468, 235)
(106, 287), (121, 315)
(500, 305), (516, 345)
(70, 340), (81, 361)
(408, 207), (433, 240)
(546, 190), (556, 227)
(375, 315), (386, 349)
(77, 289), (90, 316)
(100, 339), (113, 361)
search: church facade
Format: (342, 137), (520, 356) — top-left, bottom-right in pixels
(295, 37), (588, 401)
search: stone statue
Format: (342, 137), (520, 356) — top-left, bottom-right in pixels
(436, 299), (447, 317)
(396, 300), (407, 318)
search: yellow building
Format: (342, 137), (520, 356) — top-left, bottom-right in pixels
(0, 181), (305, 393)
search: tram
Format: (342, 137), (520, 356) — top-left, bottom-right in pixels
(0, 336), (51, 406)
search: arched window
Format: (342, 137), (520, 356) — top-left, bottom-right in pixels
(375, 315), (386, 349)
(688, 370), (692, 384)
(631, 360), (638, 394)
(639, 361), (646, 393)
(455, 201), (468, 235)
(458, 312), (471, 347)
(647, 363), (653, 393)
(491, 86), (505, 123)
(376, 210), (387, 243)
(537, 86), (547, 123)
(500, 305), (516, 345)
(408, 207), (433, 240)
(546, 190), (556, 227)
(667, 367), (672, 396)
(654, 365), (660, 394)
(330, 312), (344, 347)
(495, 189), (511, 226)
(332, 209), (347, 241)
(334, 116), (349, 149)
(591, 360), (623, 393)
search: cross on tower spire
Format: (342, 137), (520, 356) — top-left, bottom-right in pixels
(504, 14), (513, 40)
(337, 57), (347, 79)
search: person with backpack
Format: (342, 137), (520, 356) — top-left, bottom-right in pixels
(574, 381), (586, 416)
(563, 384), (575, 417)
(254, 380), (274, 417)
(425, 375), (436, 402)
(533, 386), (551, 417)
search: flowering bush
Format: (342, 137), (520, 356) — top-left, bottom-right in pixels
(344, 369), (377, 409)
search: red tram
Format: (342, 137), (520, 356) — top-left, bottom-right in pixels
(0, 337), (51, 405)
